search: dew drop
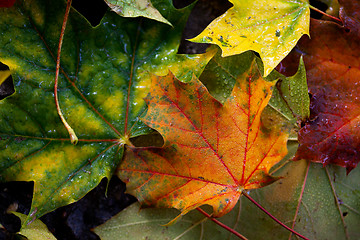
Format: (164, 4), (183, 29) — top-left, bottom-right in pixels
(275, 30), (281, 37)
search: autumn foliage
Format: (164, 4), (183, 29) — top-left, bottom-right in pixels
(280, 18), (360, 172)
(0, 0), (360, 239)
(119, 63), (288, 219)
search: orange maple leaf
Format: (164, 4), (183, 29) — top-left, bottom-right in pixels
(117, 59), (288, 219)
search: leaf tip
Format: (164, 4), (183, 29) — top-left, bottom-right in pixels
(162, 212), (184, 226)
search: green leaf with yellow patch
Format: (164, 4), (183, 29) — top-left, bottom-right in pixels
(104, 0), (172, 26)
(190, 0), (310, 77)
(0, 0), (214, 224)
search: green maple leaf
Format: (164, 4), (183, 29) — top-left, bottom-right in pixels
(104, 0), (172, 26)
(190, 0), (310, 77)
(0, 0), (214, 224)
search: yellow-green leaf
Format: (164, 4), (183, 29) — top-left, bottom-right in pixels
(190, 0), (310, 76)
(104, 0), (172, 26)
(12, 212), (56, 240)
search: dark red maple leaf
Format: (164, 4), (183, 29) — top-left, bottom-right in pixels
(279, 18), (360, 173)
(0, 0), (16, 8)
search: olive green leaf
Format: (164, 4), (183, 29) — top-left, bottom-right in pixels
(265, 57), (310, 124)
(190, 0), (310, 77)
(104, 0), (172, 25)
(93, 202), (228, 240)
(231, 160), (360, 240)
(260, 56), (309, 140)
(12, 212), (56, 240)
(319, 0), (340, 16)
(0, 0), (214, 225)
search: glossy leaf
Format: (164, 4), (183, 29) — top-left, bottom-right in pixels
(281, 18), (360, 172)
(104, 0), (172, 25)
(190, 0), (310, 77)
(118, 61), (289, 219)
(0, 0), (214, 224)
(266, 57), (310, 123)
(12, 212), (56, 240)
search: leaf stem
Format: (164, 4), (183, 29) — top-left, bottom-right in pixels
(54, 0), (78, 145)
(242, 191), (310, 240)
(196, 208), (248, 240)
(309, 5), (342, 23)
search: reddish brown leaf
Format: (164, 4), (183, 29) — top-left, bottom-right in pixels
(117, 62), (288, 219)
(280, 19), (360, 172)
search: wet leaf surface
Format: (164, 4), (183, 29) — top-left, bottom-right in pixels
(0, 0), (213, 224)
(190, 0), (310, 76)
(280, 18), (360, 172)
(104, 0), (172, 25)
(117, 61), (289, 219)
